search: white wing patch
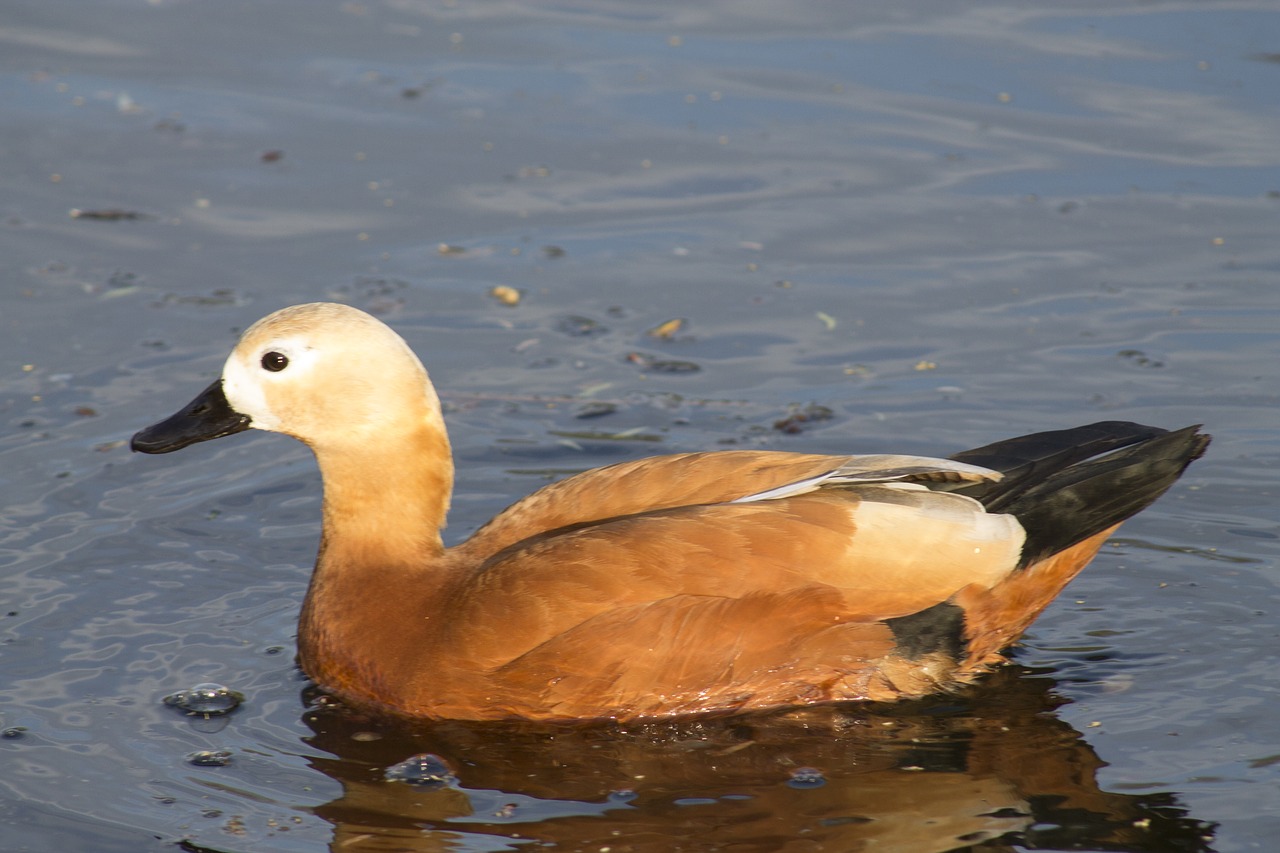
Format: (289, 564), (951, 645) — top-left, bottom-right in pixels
(731, 454), (1003, 504)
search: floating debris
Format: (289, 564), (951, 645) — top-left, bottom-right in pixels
(163, 683), (244, 717)
(542, 245), (566, 258)
(69, 208), (150, 221)
(647, 318), (685, 340)
(626, 352), (700, 374)
(575, 401), (617, 419)
(815, 311), (837, 331)
(773, 403), (834, 434)
(437, 243), (467, 256)
(116, 92), (143, 114)
(154, 289), (243, 308)
(1118, 349), (1164, 369)
(913, 360), (938, 371)
(260, 149), (284, 163)
(385, 753), (456, 789)
(550, 427), (662, 443)
(489, 285), (521, 306)
(557, 315), (607, 337)
(108, 270), (141, 292)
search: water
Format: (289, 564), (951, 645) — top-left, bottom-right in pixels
(2, 2), (1278, 850)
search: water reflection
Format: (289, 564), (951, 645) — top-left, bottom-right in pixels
(297, 668), (1214, 852)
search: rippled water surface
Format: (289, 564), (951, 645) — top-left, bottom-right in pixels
(2, 2), (1278, 851)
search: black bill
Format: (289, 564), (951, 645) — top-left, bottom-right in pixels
(131, 380), (251, 454)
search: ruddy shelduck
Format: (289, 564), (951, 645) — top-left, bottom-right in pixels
(132, 303), (1209, 721)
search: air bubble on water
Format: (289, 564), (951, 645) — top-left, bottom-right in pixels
(187, 749), (233, 767)
(163, 683), (244, 716)
(787, 766), (826, 789)
(385, 753), (457, 789)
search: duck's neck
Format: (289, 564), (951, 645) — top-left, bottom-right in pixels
(296, 420), (456, 709)
(315, 422), (453, 561)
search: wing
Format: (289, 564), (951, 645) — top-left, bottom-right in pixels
(462, 449), (1002, 559)
(444, 481), (1025, 679)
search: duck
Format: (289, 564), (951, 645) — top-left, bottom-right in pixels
(131, 302), (1210, 722)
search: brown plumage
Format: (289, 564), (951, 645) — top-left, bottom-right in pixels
(131, 303), (1210, 721)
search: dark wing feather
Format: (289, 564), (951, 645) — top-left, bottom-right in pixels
(947, 422), (1209, 568)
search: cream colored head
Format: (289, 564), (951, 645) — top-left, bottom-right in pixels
(221, 303), (445, 452)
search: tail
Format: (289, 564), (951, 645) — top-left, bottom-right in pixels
(939, 421), (1209, 675)
(948, 421), (1210, 569)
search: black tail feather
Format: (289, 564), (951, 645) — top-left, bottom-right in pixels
(948, 421), (1168, 511)
(949, 422), (1210, 569)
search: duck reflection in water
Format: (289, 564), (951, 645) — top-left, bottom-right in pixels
(284, 669), (1211, 853)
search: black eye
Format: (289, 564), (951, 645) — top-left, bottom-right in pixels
(261, 351), (289, 372)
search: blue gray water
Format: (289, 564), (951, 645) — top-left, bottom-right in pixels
(2, 2), (1278, 850)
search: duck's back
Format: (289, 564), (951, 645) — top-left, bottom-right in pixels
(459, 450), (844, 561)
